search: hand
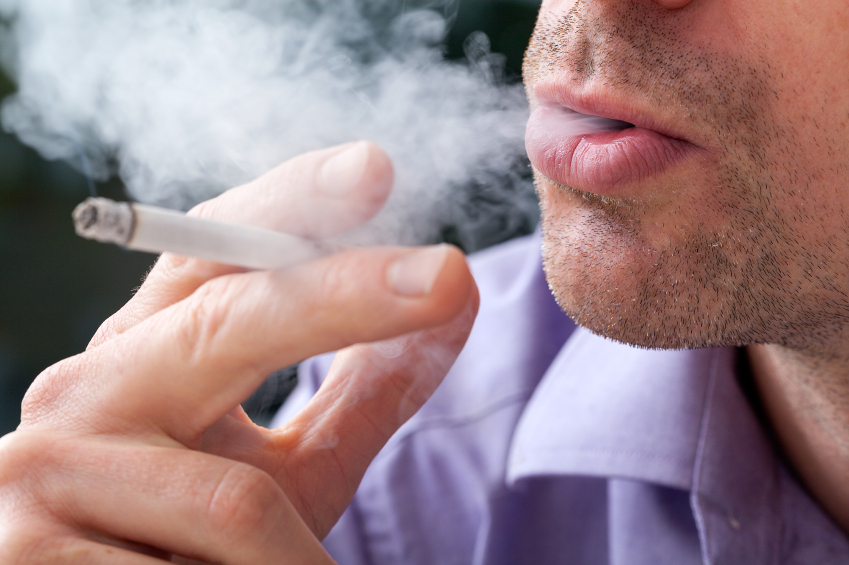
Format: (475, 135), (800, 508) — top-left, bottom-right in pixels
(0, 141), (479, 563)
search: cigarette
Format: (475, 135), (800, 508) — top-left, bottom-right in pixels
(72, 197), (340, 270)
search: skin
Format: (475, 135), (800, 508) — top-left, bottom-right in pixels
(0, 142), (479, 562)
(2, 0), (849, 560)
(525, 0), (849, 533)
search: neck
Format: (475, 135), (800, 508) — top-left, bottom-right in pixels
(747, 344), (849, 533)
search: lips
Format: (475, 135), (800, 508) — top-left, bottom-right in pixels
(525, 93), (700, 197)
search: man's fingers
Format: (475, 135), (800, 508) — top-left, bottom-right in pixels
(200, 287), (480, 538)
(4, 535), (170, 565)
(0, 432), (335, 565)
(195, 140), (393, 238)
(88, 141), (393, 349)
(22, 244), (475, 444)
(268, 290), (480, 537)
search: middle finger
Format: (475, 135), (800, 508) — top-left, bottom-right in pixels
(25, 244), (474, 444)
(88, 141), (393, 349)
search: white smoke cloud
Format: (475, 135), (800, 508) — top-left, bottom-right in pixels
(0, 0), (538, 250)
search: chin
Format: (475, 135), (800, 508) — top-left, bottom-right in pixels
(536, 175), (781, 351)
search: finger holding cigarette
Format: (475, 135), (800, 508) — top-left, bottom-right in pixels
(6, 240), (476, 563)
(83, 141), (394, 349)
(3, 142), (477, 562)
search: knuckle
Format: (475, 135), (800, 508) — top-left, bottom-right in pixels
(203, 464), (284, 543)
(0, 432), (32, 476)
(308, 255), (381, 342)
(179, 279), (240, 366)
(0, 436), (58, 560)
(2, 532), (82, 564)
(0, 431), (54, 493)
(2, 530), (46, 564)
(0, 527), (38, 564)
(312, 258), (362, 315)
(87, 314), (119, 350)
(315, 256), (357, 301)
(19, 356), (87, 427)
(148, 252), (194, 290)
(19, 367), (64, 423)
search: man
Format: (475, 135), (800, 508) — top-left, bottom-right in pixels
(1, 0), (848, 562)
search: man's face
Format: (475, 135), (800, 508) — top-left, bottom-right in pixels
(524, 0), (849, 351)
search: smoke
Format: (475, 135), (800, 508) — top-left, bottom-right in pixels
(0, 0), (539, 251)
(543, 105), (634, 136)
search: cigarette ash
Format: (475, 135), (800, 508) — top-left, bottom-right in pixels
(71, 197), (134, 246)
(0, 0), (538, 252)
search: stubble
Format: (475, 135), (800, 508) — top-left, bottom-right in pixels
(525, 0), (849, 351)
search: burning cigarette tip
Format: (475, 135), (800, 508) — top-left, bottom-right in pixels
(73, 197), (134, 246)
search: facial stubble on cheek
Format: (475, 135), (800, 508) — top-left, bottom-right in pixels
(527, 1), (849, 351)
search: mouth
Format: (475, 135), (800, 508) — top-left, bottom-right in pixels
(525, 89), (701, 196)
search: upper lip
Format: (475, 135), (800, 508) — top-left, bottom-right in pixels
(532, 81), (695, 144)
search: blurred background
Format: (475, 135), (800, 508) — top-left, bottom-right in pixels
(0, 0), (541, 435)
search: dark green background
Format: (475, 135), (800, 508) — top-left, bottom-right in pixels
(0, 0), (540, 435)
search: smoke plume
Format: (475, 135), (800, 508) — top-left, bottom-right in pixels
(0, 0), (538, 250)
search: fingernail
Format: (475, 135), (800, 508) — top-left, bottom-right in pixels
(387, 245), (450, 297)
(319, 141), (369, 198)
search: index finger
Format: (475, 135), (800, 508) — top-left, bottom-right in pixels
(89, 141), (393, 348)
(23, 243), (475, 442)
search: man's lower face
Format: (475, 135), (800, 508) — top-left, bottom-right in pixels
(524, 0), (849, 351)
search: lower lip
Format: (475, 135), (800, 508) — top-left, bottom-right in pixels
(525, 105), (696, 196)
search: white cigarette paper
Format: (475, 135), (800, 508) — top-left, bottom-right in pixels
(72, 197), (340, 270)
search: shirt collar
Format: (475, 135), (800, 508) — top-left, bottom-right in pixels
(507, 330), (719, 489)
(507, 329), (783, 563)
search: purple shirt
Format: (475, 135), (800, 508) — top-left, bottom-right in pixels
(274, 233), (849, 564)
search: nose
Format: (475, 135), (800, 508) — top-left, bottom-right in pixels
(652, 0), (694, 7)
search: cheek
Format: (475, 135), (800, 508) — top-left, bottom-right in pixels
(773, 183), (849, 258)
